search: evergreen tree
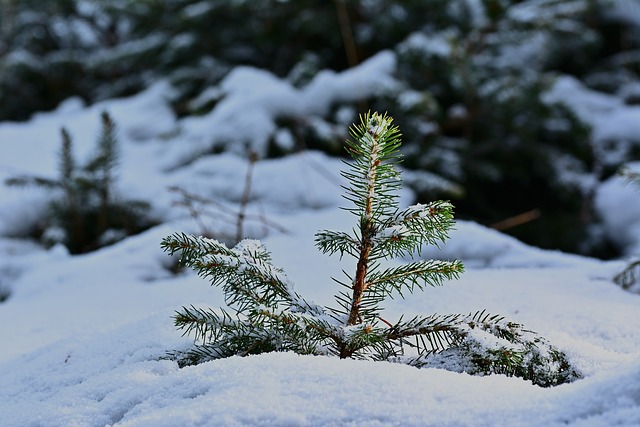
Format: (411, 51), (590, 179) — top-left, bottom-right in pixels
(5, 111), (154, 253)
(162, 112), (578, 387)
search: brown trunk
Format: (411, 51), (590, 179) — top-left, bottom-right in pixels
(347, 152), (376, 326)
(339, 345), (352, 359)
(347, 230), (372, 326)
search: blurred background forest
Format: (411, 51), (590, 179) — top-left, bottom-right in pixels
(1, 0), (639, 258)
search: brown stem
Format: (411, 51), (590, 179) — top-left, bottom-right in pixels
(334, 0), (358, 68)
(237, 149), (258, 243)
(347, 230), (372, 326)
(346, 142), (379, 327)
(339, 345), (352, 359)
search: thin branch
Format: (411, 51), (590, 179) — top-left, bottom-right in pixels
(334, 0), (359, 68)
(237, 149), (258, 242)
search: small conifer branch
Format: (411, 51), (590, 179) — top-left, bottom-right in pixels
(383, 312), (518, 357)
(315, 230), (359, 258)
(174, 305), (337, 366)
(96, 112), (118, 236)
(161, 233), (235, 270)
(383, 313), (466, 348)
(257, 307), (342, 349)
(174, 305), (239, 344)
(614, 259), (640, 291)
(372, 201), (457, 259)
(204, 250), (290, 310)
(169, 345), (229, 367)
(86, 111), (119, 175)
(366, 259), (464, 298)
(327, 288), (353, 320)
(163, 233), (325, 317)
(58, 127), (86, 252)
(59, 128), (75, 185)
(4, 175), (61, 189)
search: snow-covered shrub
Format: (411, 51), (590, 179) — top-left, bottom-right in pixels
(162, 112), (579, 387)
(5, 112), (155, 254)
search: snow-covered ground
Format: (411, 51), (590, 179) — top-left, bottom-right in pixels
(1, 70), (640, 426)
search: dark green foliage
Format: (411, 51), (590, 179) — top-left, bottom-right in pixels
(5, 112), (155, 254)
(0, 0), (352, 120)
(614, 259), (640, 292)
(162, 112), (579, 386)
(2, 0), (638, 257)
(392, 310), (578, 387)
(377, 0), (606, 256)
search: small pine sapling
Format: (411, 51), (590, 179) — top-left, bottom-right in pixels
(162, 112), (579, 387)
(5, 111), (154, 253)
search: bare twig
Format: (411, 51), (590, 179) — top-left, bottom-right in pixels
(169, 152), (288, 243)
(237, 150), (258, 243)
